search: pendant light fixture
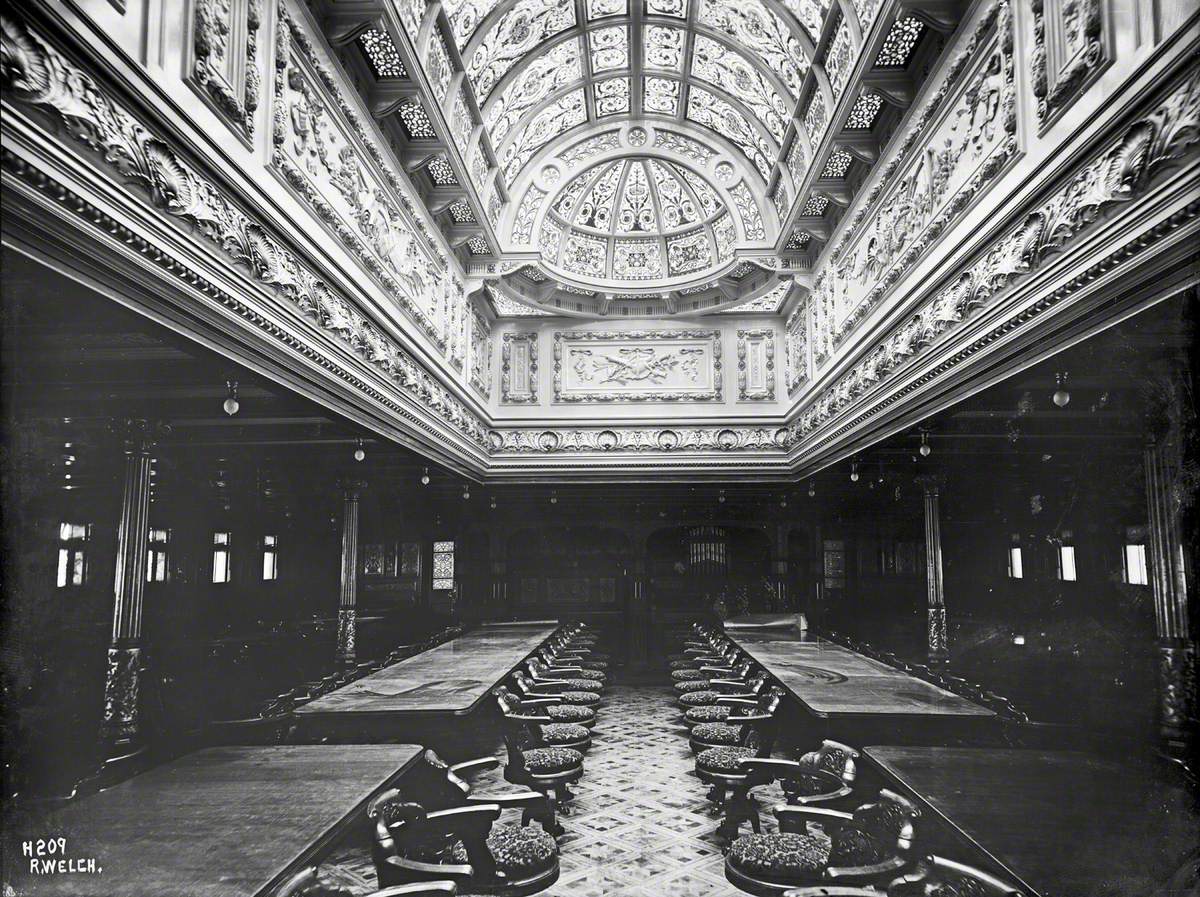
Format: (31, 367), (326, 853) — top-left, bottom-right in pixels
(222, 380), (240, 416)
(353, 438), (365, 462)
(1052, 372), (1070, 407)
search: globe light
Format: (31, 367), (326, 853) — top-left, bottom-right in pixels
(850, 463), (859, 483)
(223, 380), (239, 416)
(807, 480), (816, 497)
(420, 467), (430, 485)
(919, 431), (932, 457)
(353, 439), (365, 462)
(1052, 373), (1070, 408)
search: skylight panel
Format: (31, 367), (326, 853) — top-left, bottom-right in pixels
(687, 87), (773, 178)
(643, 77), (681, 115)
(468, 0), (577, 97)
(779, 0), (828, 43)
(691, 35), (789, 144)
(590, 25), (630, 73)
(643, 25), (685, 72)
(646, 0), (688, 17)
(587, 0), (627, 18)
(484, 39), (582, 148)
(595, 77), (631, 116)
(500, 89), (587, 182)
(696, 0), (809, 101)
(824, 16), (854, 102)
(803, 90), (828, 151)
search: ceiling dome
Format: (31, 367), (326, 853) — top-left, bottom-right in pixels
(538, 157), (735, 288)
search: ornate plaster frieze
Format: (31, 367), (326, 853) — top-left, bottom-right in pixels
(552, 330), (723, 402)
(274, 3), (478, 360)
(0, 12), (490, 453)
(784, 301), (810, 396)
(488, 424), (793, 454)
(191, 0), (263, 139)
(796, 65), (1200, 443)
(736, 329), (776, 401)
(501, 332), (539, 403)
(469, 308), (492, 397)
(810, 0), (1018, 365)
(1030, 0), (1109, 128)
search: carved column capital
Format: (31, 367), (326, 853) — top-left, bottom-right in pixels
(339, 478), (368, 500)
(109, 418), (171, 455)
(914, 472), (947, 495)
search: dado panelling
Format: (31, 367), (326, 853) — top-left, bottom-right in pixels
(552, 330), (724, 403)
(808, 0), (1020, 367)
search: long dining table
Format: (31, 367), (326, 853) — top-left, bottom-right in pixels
(292, 622), (560, 750)
(722, 628), (994, 740)
(5, 744), (422, 897)
(863, 745), (1199, 897)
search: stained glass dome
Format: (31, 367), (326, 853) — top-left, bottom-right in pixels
(538, 157), (736, 288)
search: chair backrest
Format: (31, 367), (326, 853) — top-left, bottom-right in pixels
(798, 740), (858, 785)
(511, 671), (542, 694)
(853, 790), (919, 853)
(493, 686), (522, 714)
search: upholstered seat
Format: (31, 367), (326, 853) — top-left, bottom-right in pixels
(557, 690), (600, 706)
(541, 723), (590, 745)
(679, 690), (721, 707)
(691, 722), (742, 745)
(549, 677), (603, 691)
(727, 832), (832, 878)
(686, 704), (732, 723)
(671, 669), (707, 681)
(675, 680), (712, 693)
(546, 704), (595, 724)
(571, 669), (606, 681)
(523, 746), (585, 773)
(696, 745), (755, 773)
(407, 822), (558, 876)
(669, 659), (695, 670)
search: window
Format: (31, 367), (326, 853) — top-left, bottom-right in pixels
(212, 531), (232, 584)
(1057, 545), (1077, 582)
(56, 522), (90, 588)
(1123, 543), (1149, 586)
(433, 541), (455, 590)
(146, 528), (170, 583)
(262, 534), (278, 581)
(1007, 546), (1024, 579)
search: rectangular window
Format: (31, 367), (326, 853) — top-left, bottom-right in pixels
(56, 522), (90, 588)
(433, 540), (455, 590)
(212, 531), (231, 584)
(1057, 545), (1077, 582)
(1123, 543), (1148, 586)
(262, 534), (278, 581)
(1007, 546), (1024, 579)
(146, 528), (170, 583)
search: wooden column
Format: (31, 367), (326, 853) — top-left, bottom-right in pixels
(336, 480), (365, 666)
(917, 474), (949, 664)
(1145, 437), (1195, 755)
(771, 523), (789, 611)
(100, 420), (161, 746)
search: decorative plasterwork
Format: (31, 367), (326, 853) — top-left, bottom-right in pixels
(501, 332), (539, 402)
(191, 0), (262, 139)
(489, 424), (791, 454)
(795, 66), (1200, 441)
(1030, 0), (1109, 128)
(737, 329), (775, 401)
(809, 0), (1018, 364)
(469, 309), (492, 396)
(552, 330), (723, 402)
(273, 3), (471, 353)
(784, 301), (810, 395)
(0, 12), (490, 453)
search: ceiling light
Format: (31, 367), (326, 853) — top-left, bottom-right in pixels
(718, 489), (726, 503)
(850, 462), (859, 483)
(807, 480), (816, 497)
(353, 439), (365, 462)
(421, 467), (430, 485)
(1052, 372), (1070, 407)
(462, 487), (470, 500)
(490, 497), (497, 509)
(550, 490), (558, 504)
(222, 380), (240, 416)
(919, 431), (931, 457)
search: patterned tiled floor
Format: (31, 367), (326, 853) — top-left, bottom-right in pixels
(321, 683), (787, 896)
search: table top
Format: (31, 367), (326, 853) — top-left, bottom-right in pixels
(727, 633), (992, 718)
(6, 745), (422, 897)
(864, 745), (1199, 897)
(297, 623), (558, 717)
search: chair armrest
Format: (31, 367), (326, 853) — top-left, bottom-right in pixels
(710, 679), (752, 691)
(532, 677), (573, 687)
(716, 697), (758, 707)
(781, 888), (880, 897)
(544, 666), (584, 676)
(519, 696), (561, 707)
(699, 666), (735, 675)
(824, 856), (909, 881)
(773, 805), (854, 827)
(508, 712), (552, 723)
(472, 790), (553, 813)
(728, 712), (770, 724)
(738, 758), (806, 779)
(380, 856), (474, 886)
(369, 883), (459, 896)
(450, 757), (500, 778)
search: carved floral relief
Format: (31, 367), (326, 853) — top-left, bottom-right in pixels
(191, 0), (262, 138)
(737, 329), (776, 401)
(501, 332), (539, 403)
(553, 330), (723, 402)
